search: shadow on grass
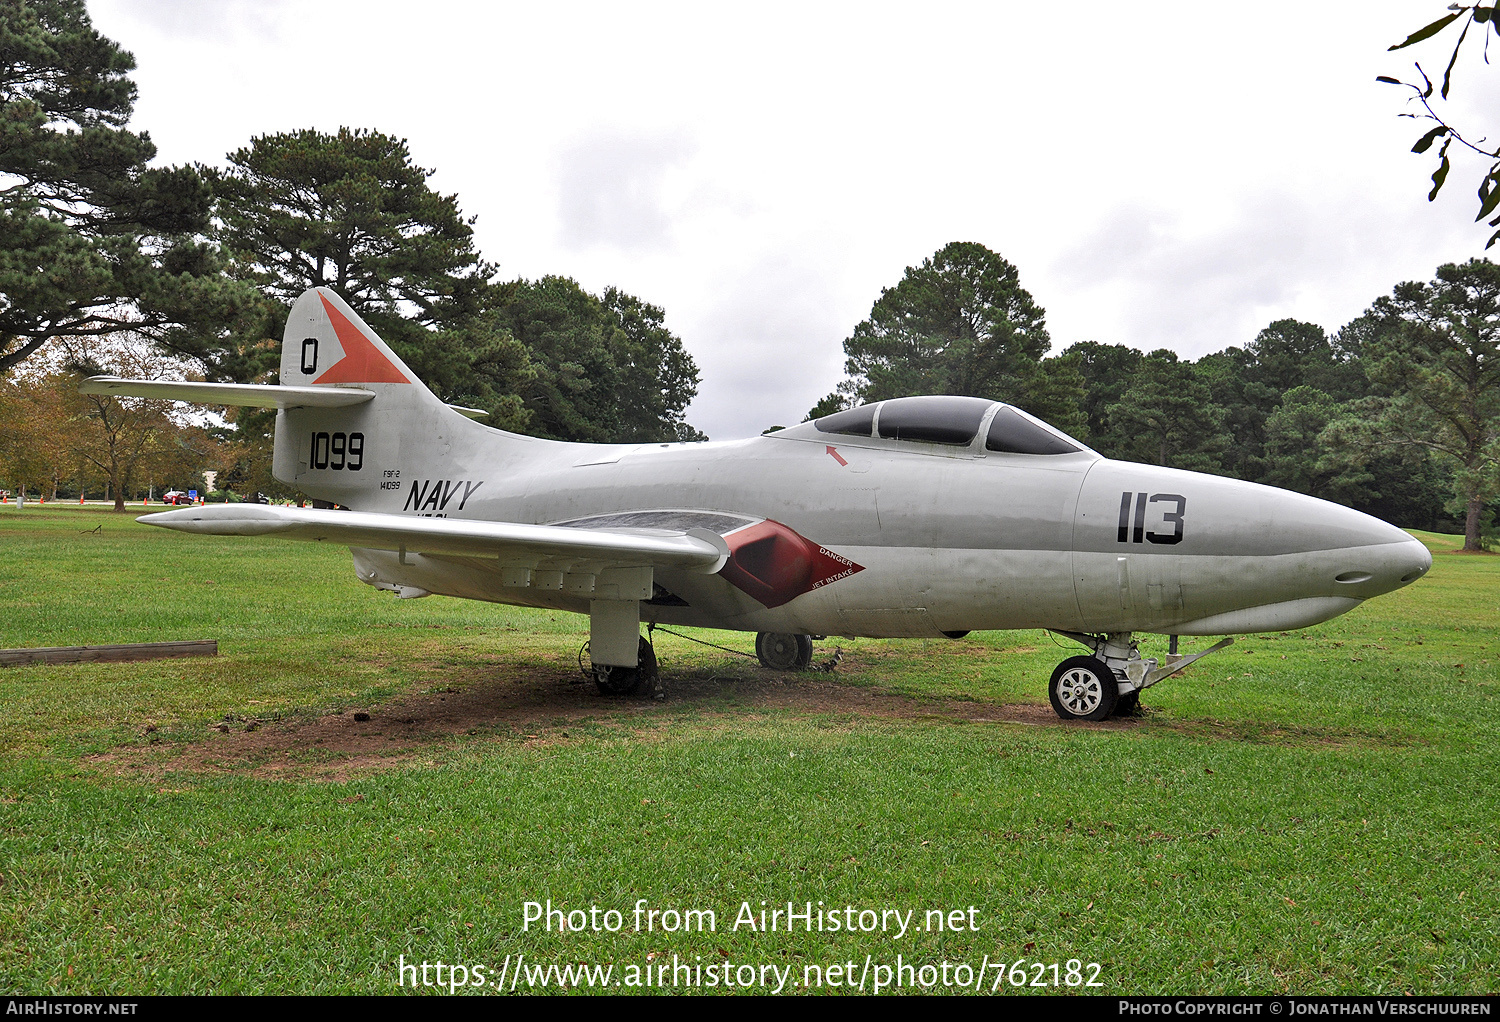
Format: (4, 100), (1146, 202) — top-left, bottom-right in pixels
(83, 652), (1420, 784)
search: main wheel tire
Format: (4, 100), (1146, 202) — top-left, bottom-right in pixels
(594, 637), (658, 695)
(1048, 655), (1120, 721)
(755, 632), (814, 670)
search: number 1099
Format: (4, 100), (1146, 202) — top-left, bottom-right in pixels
(309, 431), (365, 471)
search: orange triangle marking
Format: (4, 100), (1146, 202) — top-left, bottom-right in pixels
(313, 295), (410, 384)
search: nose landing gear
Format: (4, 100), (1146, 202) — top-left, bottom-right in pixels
(1046, 631), (1234, 720)
(1048, 656), (1119, 720)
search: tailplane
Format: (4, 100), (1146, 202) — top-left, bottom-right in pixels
(82, 288), (500, 510)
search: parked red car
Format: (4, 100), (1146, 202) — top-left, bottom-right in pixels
(161, 490), (193, 506)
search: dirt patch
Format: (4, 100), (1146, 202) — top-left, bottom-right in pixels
(87, 657), (1140, 782)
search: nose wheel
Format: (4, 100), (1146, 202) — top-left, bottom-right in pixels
(1048, 656), (1120, 721)
(1045, 631), (1234, 720)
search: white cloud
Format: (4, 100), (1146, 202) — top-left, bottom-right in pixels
(682, 250), (851, 438)
(84, 0), (1500, 438)
(555, 130), (696, 251)
(104, 0), (292, 42)
(1047, 184), (1480, 358)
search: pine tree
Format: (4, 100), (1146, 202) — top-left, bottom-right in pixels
(0, 0), (252, 377)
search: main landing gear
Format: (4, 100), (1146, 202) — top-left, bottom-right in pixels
(590, 631), (822, 692)
(1045, 631), (1234, 721)
(592, 636), (659, 695)
(755, 632), (814, 670)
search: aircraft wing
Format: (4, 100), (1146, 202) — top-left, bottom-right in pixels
(79, 376), (375, 409)
(138, 505), (730, 573)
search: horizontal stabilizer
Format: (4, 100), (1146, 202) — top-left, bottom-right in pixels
(139, 505), (730, 574)
(79, 376), (375, 409)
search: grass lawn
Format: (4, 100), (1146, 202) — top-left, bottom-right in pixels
(0, 508), (1495, 995)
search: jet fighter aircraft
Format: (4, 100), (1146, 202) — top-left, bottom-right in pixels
(81, 287), (1432, 720)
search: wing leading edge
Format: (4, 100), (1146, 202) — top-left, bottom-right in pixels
(138, 505), (731, 573)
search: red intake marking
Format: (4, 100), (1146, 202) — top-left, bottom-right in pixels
(720, 520), (864, 609)
(313, 295), (411, 385)
(826, 445), (848, 467)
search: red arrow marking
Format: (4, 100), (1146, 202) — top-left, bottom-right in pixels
(826, 445), (848, 467)
(314, 294), (410, 385)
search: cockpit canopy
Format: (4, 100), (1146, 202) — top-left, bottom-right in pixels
(810, 395), (1084, 455)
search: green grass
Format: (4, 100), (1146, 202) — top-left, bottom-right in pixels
(0, 507), (1496, 995)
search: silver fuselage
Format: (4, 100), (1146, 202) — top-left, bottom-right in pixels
(289, 397), (1430, 639)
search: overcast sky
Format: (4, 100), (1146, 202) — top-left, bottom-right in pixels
(89, 1), (1500, 439)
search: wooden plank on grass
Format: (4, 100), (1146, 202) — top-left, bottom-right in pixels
(0, 640), (218, 667)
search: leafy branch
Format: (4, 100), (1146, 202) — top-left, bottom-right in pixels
(1379, 4), (1500, 247)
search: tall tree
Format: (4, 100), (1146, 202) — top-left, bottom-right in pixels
(0, 0), (251, 376)
(1193, 346), (1259, 479)
(488, 276), (704, 443)
(811, 241), (1053, 413)
(2, 337), (219, 509)
(1105, 350), (1230, 473)
(0, 377), (55, 498)
(599, 286), (705, 443)
(1261, 385), (1374, 503)
(1061, 340), (1145, 455)
(1022, 353), (1090, 439)
(215, 127), (533, 418)
(1196, 319), (1360, 482)
(1244, 319), (1362, 399)
(1336, 259), (1500, 549)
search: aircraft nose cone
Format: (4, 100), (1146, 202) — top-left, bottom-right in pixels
(1208, 481), (1430, 598)
(1330, 524), (1431, 597)
(1394, 536), (1432, 586)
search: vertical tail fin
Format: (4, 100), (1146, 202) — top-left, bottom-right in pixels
(272, 288), (471, 507)
(280, 288), (422, 389)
